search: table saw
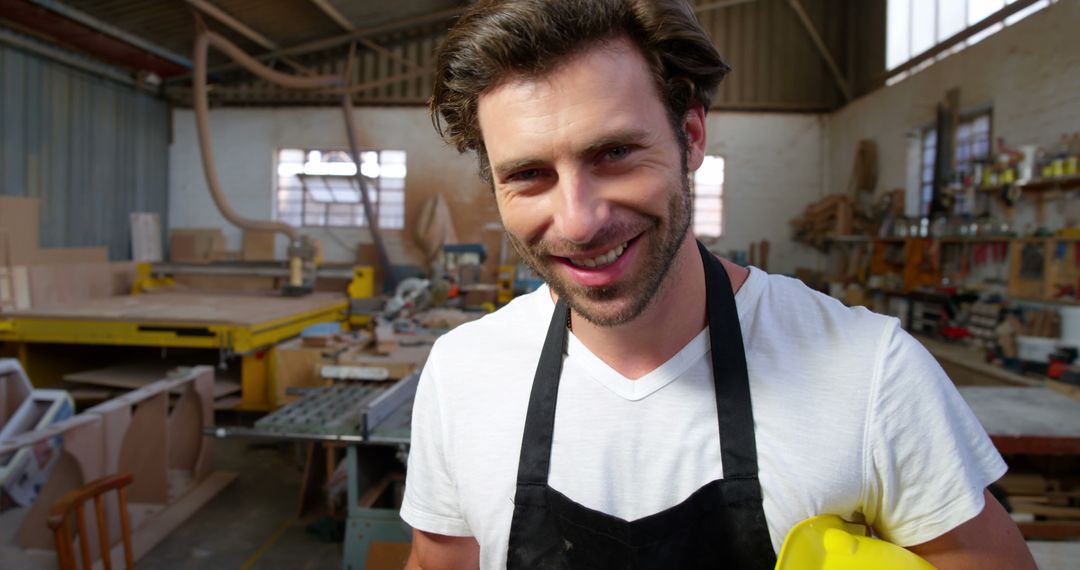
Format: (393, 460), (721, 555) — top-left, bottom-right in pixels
(209, 373), (418, 570)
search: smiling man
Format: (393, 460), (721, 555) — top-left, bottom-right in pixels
(401, 1), (1035, 569)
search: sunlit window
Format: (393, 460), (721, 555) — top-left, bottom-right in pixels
(275, 148), (406, 229)
(692, 155), (724, 238)
(887, 0), (1055, 83)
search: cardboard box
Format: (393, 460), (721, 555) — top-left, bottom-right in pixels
(242, 230), (277, 262)
(170, 229), (227, 263)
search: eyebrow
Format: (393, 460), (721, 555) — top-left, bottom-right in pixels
(491, 127), (653, 180)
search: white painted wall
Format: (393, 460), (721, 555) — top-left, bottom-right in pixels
(704, 113), (826, 274)
(169, 107), (496, 264)
(170, 107), (827, 273)
(824, 0), (1080, 232)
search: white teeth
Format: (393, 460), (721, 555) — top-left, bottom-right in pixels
(569, 242), (627, 269)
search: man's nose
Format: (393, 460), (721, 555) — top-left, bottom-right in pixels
(553, 171), (610, 245)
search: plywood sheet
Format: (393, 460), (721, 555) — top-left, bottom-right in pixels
(242, 230), (277, 261)
(169, 229), (226, 263)
(64, 363), (240, 400)
(8, 292), (344, 327)
(32, 247), (108, 264)
(0, 196), (39, 265)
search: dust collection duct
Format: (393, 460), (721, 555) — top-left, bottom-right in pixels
(191, 18), (396, 294)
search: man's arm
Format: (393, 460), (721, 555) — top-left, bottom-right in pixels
(906, 489), (1035, 570)
(405, 529), (480, 570)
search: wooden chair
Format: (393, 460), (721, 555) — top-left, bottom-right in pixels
(47, 472), (135, 570)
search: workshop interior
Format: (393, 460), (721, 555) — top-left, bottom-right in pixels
(1, 0), (1079, 568)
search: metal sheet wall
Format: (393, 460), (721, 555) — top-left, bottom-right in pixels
(0, 34), (169, 260)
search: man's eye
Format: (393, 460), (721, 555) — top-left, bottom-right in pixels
(605, 145), (632, 161)
(511, 168), (541, 181)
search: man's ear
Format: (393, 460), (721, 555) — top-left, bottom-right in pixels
(683, 104), (707, 172)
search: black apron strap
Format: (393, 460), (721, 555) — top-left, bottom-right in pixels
(514, 296), (570, 485)
(514, 243), (761, 484)
(697, 240), (761, 479)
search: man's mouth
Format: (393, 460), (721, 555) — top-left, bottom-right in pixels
(566, 242), (628, 269)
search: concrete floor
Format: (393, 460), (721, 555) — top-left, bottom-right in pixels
(139, 437), (342, 570)
(134, 436), (1079, 570)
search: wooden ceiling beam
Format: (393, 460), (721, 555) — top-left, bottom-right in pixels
(694, 0), (758, 14)
(169, 7), (461, 83)
(186, 0), (314, 75)
(787, 0), (852, 102)
(308, 0), (355, 32)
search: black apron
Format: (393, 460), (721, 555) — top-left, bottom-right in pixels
(506, 241), (776, 569)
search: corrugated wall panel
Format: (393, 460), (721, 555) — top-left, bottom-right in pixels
(0, 34), (169, 260)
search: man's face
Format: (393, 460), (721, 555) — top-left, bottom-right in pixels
(477, 38), (706, 327)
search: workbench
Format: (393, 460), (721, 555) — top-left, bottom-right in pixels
(0, 291), (347, 411)
(959, 386), (1080, 456)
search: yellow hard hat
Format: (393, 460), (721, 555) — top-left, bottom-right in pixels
(775, 515), (937, 570)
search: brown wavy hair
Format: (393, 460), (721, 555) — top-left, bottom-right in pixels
(430, 0), (731, 183)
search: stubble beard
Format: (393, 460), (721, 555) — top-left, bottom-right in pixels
(505, 174), (693, 328)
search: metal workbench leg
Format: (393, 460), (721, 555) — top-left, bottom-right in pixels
(342, 444), (411, 570)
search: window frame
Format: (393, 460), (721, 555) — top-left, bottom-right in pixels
(691, 155), (725, 239)
(274, 148), (406, 230)
(886, 0), (1056, 84)
(918, 108), (994, 216)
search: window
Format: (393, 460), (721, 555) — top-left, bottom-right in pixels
(919, 128), (937, 217)
(954, 112), (993, 185)
(919, 111), (993, 215)
(275, 148), (406, 229)
(887, 0), (1055, 82)
(692, 155), (724, 238)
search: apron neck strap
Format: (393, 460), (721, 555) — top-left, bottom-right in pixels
(514, 241), (761, 485)
(697, 240), (761, 479)
(515, 295), (570, 485)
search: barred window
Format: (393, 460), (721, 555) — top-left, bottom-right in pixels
(692, 155), (724, 238)
(275, 148), (406, 229)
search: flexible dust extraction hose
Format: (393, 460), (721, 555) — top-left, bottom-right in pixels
(192, 28), (397, 289)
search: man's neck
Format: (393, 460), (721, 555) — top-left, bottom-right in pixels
(566, 235), (747, 379)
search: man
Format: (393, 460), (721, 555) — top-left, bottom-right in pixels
(402, 1), (1035, 568)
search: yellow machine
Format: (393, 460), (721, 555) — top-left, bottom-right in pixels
(776, 516), (936, 570)
(1, 264), (376, 412)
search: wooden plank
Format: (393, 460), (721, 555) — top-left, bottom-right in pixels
(1047, 379), (1080, 402)
(65, 363), (240, 399)
(374, 321), (399, 355)
(8, 292), (344, 327)
(168, 229), (226, 263)
(336, 345), (430, 380)
(917, 335), (1041, 387)
(0, 196), (40, 265)
(0, 229), (10, 267)
(242, 230), (277, 262)
(32, 247), (109, 265)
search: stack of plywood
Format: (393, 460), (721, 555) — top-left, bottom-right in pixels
(0, 196), (132, 313)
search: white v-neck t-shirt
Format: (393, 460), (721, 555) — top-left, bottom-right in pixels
(401, 267), (1005, 570)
